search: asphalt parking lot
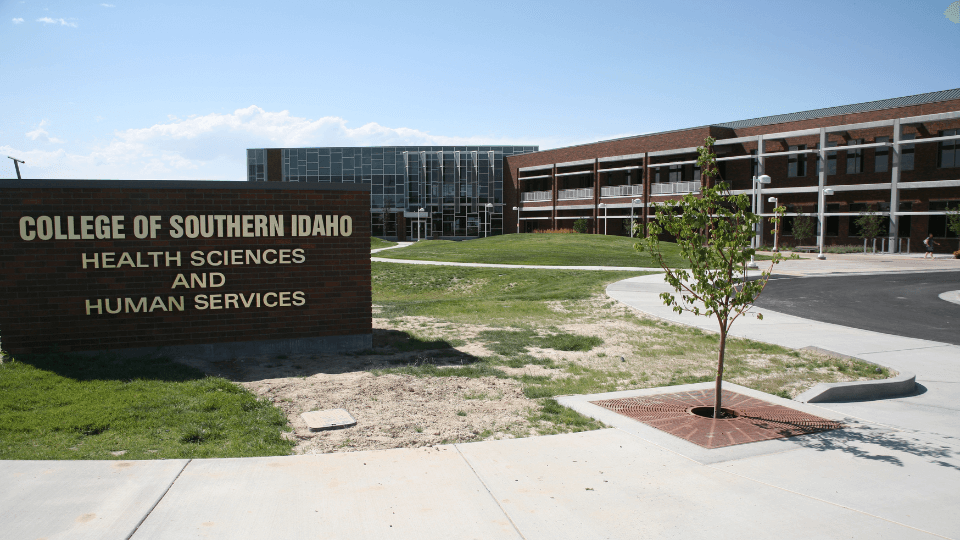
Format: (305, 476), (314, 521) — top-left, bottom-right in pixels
(755, 271), (960, 345)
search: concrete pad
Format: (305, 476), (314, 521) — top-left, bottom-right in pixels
(300, 408), (357, 431)
(457, 429), (936, 539)
(0, 459), (188, 540)
(712, 426), (960, 539)
(557, 383), (860, 465)
(131, 447), (521, 540)
(817, 381), (960, 442)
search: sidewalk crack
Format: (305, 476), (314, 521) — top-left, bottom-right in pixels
(453, 445), (527, 539)
(125, 459), (191, 540)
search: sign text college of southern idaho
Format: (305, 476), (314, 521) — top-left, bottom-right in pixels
(0, 180), (372, 357)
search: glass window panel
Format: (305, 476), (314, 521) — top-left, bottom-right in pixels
(901, 134), (915, 171)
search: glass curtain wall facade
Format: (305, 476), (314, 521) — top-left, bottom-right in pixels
(246, 146), (536, 238)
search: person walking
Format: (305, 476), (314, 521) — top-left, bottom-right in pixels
(923, 233), (939, 259)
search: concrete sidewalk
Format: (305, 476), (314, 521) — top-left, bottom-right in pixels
(4, 261), (960, 539)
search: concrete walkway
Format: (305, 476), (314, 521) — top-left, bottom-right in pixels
(4, 256), (960, 539)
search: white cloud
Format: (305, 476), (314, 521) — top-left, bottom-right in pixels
(25, 120), (65, 144)
(37, 17), (78, 27)
(100, 3), (115, 7)
(12, 17), (24, 24)
(3, 107), (539, 181)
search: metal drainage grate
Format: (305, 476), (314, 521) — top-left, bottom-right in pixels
(591, 389), (843, 449)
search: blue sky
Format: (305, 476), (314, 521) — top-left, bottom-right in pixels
(2, 0), (958, 180)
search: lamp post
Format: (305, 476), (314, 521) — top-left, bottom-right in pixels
(512, 206), (519, 234)
(631, 198), (641, 238)
(817, 188), (835, 260)
(417, 207), (424, 242)
(598, 203), (607, 235)
(767, 196), (779, 252)
(484, 202), (493, 238)
(7, 156), (24, 180)
(748, 174), (771, 268)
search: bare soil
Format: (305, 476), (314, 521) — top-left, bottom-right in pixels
(174, 295), (888, 455)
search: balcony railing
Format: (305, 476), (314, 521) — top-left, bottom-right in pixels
(600, 184), (644, 198)
(520, 190), (552, 202)
(557, 188), (594, 201)
(650, 181), (701, 196)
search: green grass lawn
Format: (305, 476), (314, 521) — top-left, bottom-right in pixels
(371, 237), (398, 250)
(373, 262), (649, 324)
(374, 233), (687, 267)
(0, 352), (294, 460)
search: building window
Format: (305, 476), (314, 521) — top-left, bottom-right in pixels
(875, 136), (889, 173)
(901, 133), (915, 171)
(846, 139), (864, 174)
(939, 129), (958, 168)
(817, 142), (838, 175)
(668, 165), (683, 183)
(826, 203), (840, 236)
(654, 168), (661, 183)
(692, 164), (701, 182)
(788, 145), (806, 177)
(928, 200), (959, 237)
(750, 150), (758, 177)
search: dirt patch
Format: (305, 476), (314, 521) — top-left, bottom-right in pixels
(173, 293), (889, 455)
(246, 371), (530, 454)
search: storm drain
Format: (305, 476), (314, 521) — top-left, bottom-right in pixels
(591, 389), (843, 449)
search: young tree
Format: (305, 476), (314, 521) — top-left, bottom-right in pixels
(946, 205), (960, 251)
(791, 215), (815, 247)
(636, 137), (783, 418)
(573, 218), (589, 234)
(854, 205), (883, 249)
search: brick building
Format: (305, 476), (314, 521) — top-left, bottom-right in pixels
(505, 89), (960, 253)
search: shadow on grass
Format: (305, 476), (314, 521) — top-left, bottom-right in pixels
(12, 350), (206, 383)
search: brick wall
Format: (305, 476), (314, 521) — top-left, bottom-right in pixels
(0, 180), (371, 354)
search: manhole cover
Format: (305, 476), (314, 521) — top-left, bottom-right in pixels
(300, 409), (357, 431)
(591, 389), (842, 448)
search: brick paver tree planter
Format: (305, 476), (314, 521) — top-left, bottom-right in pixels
(637, 137), (784, 418)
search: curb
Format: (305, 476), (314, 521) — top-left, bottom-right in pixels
(795, 372), (917, 403)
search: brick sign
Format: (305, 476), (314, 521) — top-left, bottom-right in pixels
(0, 180), (371, 357)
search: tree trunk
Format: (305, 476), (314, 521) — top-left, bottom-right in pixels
(714, 324), (727, 418)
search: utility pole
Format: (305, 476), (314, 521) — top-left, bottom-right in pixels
(7, 156), (25, 179)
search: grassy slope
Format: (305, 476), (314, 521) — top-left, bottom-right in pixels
(374, 234), (686, 267)
(0, 353), (294, 460)
(373, 262), (649, 323)
(371, 237), (398, 250)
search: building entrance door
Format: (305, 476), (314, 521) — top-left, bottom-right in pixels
(408, 219), (429, 241)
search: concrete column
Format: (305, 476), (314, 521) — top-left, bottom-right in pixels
(643, 154), (651, 236)
(551, 165), (558, 230)
(889, 119), (901, 252)
(756, 135), (765, 248)
(593, 159), (600, 234)
(817, 128), (827, 251)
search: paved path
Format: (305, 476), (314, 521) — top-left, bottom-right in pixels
(4, 254), (960, 539)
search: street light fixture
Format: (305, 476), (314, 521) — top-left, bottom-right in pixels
(484, 202), (493, 238)
(512, 206), (519, 234)
(817, 188), (835, 260)
(7, 156), (25, 180)
(767, 196), (779, 252)
(631, 198), (642, 238)
(748, 174), (771, 269)
(417, 207), (425, 242)
(598, 203), (607, 235)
